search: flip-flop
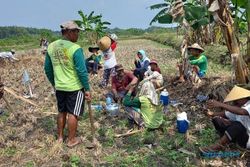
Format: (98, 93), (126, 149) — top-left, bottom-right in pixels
(67, 137), (82, 148)
(199, 144), (225, 157)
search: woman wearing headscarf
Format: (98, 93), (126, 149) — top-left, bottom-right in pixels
(143, 60), (163, 89)
(134, 50), (150, 81)
(123, 81), (163, 129)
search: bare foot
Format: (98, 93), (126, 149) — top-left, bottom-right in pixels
(57, 137), (63, 143)
(67, 137), (82, 148)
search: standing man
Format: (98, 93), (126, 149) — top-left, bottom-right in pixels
(44, 20), (91, 148)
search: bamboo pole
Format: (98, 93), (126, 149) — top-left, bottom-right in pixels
(4, 87), (38, 107)
(114, 129), (144, 138)
(87, 101), (96, 143)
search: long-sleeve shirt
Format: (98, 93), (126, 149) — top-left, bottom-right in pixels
(134, 60), (150, 72)
(44, 48), (90, 91)
(189, 54), (208, 73)
(144, 70), (163, 82)
(123, 93), (141, 108)
(86, 54), (102, 64)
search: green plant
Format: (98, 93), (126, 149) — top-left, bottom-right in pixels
(75, 10), (111, 44)
(70, 155), (81, 167)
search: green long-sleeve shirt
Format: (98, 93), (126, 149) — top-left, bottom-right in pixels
(86, 54), (102, 64)
(189, 54), (208, 73)
(123, 93), (141, 108)
(123, 93), (163, 129)
(44, 48), (90, 91)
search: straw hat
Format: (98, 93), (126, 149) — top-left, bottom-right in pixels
(187, 43), (204, 52)
(97, 36), (111, 51)
(224, 85), (250, 102)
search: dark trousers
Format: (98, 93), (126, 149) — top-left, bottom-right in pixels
(100, 67), (115, 88)
(212, 116), (249, 148)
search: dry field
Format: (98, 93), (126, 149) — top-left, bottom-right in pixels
(0, 39), (247, 167)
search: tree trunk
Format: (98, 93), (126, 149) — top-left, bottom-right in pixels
(209, 0), (249, 84)
(247, 1), (250, 69)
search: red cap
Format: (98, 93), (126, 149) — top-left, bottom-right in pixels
(149, 60), (158, 65)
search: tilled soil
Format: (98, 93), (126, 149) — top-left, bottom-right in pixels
(0, 39), (246, 166)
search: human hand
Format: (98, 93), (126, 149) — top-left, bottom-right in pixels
(207, 100), (221, 109)
(206, 110), (214, 117)
(85, 91), (91, 102)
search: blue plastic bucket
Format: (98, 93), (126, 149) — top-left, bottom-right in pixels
(177, 119), (189, 133)
(160, 95), (169, 106)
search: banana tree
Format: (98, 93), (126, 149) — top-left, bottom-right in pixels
(75, 10), (111, 44)
(231, 0), (250, 69)
(208, 0), (249, 83)
(149, 0), (211, 44)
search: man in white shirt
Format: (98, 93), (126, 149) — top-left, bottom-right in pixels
(200, 85), (250, 154)
(0, 50), (19, 61)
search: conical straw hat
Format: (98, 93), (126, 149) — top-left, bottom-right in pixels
(97, 36), (111, 51)
(224, 85), (250, 102)
(187, 43), (204, 52)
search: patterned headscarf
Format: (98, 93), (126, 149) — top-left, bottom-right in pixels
(138, 81), (159, 105)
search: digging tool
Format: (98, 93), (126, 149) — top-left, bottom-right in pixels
(87, 101), (96, 149)
(4, 87), (38, 107)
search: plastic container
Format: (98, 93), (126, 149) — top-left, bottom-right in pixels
(105, 103), (119, 116)
(106, 96), (112, 106)
(177, 112), (189, 133)
(160, 89), (169, 106)
(91, 104), (103, 112)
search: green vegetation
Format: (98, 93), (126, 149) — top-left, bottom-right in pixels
(0, 26), (59, 51)
(75, 10), (111, 44)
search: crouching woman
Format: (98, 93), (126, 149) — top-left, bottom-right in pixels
(123, 81), (163, 129)
(200, 85), (250, 154)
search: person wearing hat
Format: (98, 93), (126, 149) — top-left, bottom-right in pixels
(200, 85), (250, 154)
(97, 35), (118, 88)
(110, 64), (138, 103)
(85, 46), (102, 74)
(143, 60), (163, 88)
(0, 49), (19, 61)
(188, 43), (207, 78)
(134, 50), (150, 81)
(177, 43), (207, 83)
(44, 20), (91, 148)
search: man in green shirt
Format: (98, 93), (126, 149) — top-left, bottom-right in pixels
(44, 20), (91, 148)
(187, 43), (208, 78)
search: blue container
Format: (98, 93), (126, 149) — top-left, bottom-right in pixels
(106, 97), (112, 106)
(91, 104), (103, 111)
(177, 120), (189, 133)
(160, 89), (169, 106)
(105, 103), (119, 116)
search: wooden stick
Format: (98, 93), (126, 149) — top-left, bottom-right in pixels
(3, 96), (14, 112)
(114, 129), (144, 138)
(87, 101), (95, 142)
(4, 87), (38, 107)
